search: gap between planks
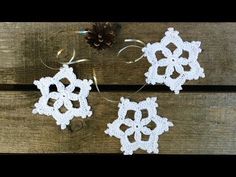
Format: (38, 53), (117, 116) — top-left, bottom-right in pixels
(0, 84), (236, 92)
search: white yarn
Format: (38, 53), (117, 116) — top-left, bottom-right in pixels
(33, 65), (93, 129)
(105, 97), (173, 155)
(142, 27), (205, 94)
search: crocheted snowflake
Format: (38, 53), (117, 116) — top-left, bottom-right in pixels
(105, 97), (173, 155)
(142, 27), (205, 94)
(32, 64), (93, 129)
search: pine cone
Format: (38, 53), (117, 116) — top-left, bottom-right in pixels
(85, 22), (118, 50)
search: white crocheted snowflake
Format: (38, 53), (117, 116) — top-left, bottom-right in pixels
(142, 27), (205, 94)
(105, 97), (173, 155)
(32, 65), (93, 129)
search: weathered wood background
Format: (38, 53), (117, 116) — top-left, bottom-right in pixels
(0, 22), (235, 154)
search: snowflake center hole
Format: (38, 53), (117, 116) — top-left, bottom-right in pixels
(126, 110), (135, 120)
(59, 78), (70, 86)
(155, 51), (165, 61)
(120, 124), (130, 132)
(141, 134), (150, 141)
(166, 43), (177, 53)
(157, 66), (167, 75)
(127, 134), (135, 143)
(141, 109), (149, 119)
(146, 121), (156, 130)
(170, 69), (180, 79)
(59, 105), (68, 114)
(71, 100), (80, 109)
(49, 85), (57, 92)
(180, 50), (189, 59)
(47, 98), (56, 107)
(183, 65), (191, 71)
(72, 88), (81, 95)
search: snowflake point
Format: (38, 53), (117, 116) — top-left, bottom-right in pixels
(168, 27), (174, 31)
(32, 109), (37, 114)
(168, 121), (174, 127)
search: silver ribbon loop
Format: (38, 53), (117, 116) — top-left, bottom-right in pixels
(124, 39), (146, 46)
(117, 39), (146, 64)
(93, 69), (119, 103)
(40, 34), (147, 103)
(40, 48), (91, 70)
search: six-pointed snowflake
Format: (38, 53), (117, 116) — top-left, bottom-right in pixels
(105, 97), (173, 155)
(142, 27), (205, 94)
(32, 65), (93, 129)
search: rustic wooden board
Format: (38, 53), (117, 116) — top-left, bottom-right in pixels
(0, 22), (235, 154)
(0, 91), (235, 154)
(0, 22), (235, 85)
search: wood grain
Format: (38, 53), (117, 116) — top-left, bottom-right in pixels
(0, 91), (235, 154)
(0, 22), (235, 85)
(0, 22), (235, 154)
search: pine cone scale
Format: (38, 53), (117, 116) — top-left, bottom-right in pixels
(85, 22), (118, 50)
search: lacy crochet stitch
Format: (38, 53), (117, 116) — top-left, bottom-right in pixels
(105, 97), (173, 155)
(142, 27), (205, 94)
(33, 65), (93, 129)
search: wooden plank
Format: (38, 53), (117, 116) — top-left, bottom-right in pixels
(0, 91), (235, 153)
(0, 22), (235, 85)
